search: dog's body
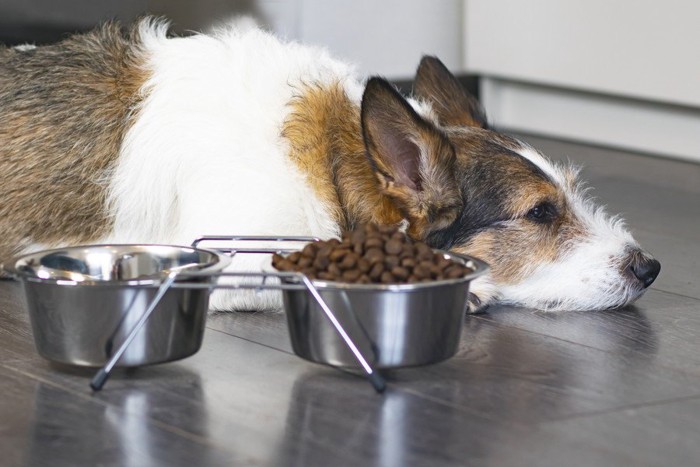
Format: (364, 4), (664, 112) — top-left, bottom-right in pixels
(0, 18), (660, 311)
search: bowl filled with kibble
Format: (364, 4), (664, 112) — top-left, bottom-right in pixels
(272, 223), (488, 369)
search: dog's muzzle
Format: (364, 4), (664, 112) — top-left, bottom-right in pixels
(625, 248), (661, 288)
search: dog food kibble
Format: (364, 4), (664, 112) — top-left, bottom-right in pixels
(271, 223), (472, 284)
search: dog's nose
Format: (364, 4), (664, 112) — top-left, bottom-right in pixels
(628, 251), (661, 288)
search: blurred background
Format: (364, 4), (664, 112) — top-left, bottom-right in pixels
(1, 0), (698, 164)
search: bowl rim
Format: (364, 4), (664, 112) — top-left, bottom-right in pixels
(280, 251), (489, 292)
(6, 245), (489, 291)
(7, 243), (231, 287)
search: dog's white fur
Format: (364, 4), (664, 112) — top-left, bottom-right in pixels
(108, 19), (349, 244)
(84, 19), (353, 310)
(96, 19), (437, 310)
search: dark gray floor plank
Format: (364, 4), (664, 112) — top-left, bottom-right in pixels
(7, 320), (700, 467)
(388, 315), (700, 422)
(633, 230), (699, 299)
(5, 278), (700, 464)
(477, 289), (700, 376)
(0, 364), (236, 467)
(206, 303), (700, 423)
(519, 134), (700, 196)
(0, 325), (531, 467)
(491, 396), (700, 467)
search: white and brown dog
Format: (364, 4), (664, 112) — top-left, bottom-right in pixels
(0, 18), (660, 312)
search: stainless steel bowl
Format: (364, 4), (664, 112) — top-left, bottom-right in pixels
(9, 245), (230, 367)
(283, 252), (488, 369)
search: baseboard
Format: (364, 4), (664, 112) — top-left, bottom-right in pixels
(480, 77), (700, 164)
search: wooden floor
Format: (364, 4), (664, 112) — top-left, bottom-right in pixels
(1, 135), (699, 467)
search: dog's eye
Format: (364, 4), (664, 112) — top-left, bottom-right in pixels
(527, 202), (557, 223)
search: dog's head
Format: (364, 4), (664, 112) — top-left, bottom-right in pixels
(360, 56), (660, 311)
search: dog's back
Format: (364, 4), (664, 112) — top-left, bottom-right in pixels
(0, 22), (146, 259)
(0, 18), (357, 262)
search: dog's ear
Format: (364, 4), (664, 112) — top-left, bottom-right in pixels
(361, 77), (462, 238)
(413, 56), (487, 129)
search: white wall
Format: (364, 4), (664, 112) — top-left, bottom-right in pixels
(465, 0), (700, 162)
(259, 0), (465, 79)
(466, 0), (700, 107)
(0, 0), (465, 79)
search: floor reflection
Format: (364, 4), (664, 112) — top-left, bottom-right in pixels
(23, 370), (227, 466)
(273, 370), (492, 466)
(474, 305), (658, 361)
(266, 302), (664, 464)
(455, 306), (661, 419)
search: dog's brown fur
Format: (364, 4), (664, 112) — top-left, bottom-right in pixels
(282, 57), (582, 288)
(283, 82), (365, 229)
(0, 23), (148, 260)
(284, 78), (463, 240)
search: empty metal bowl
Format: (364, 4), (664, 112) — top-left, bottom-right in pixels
(9, 244), (230, 367)
(282, 252), (488, 369)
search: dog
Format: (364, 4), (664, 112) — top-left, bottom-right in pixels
(0, 18), (660, 312)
